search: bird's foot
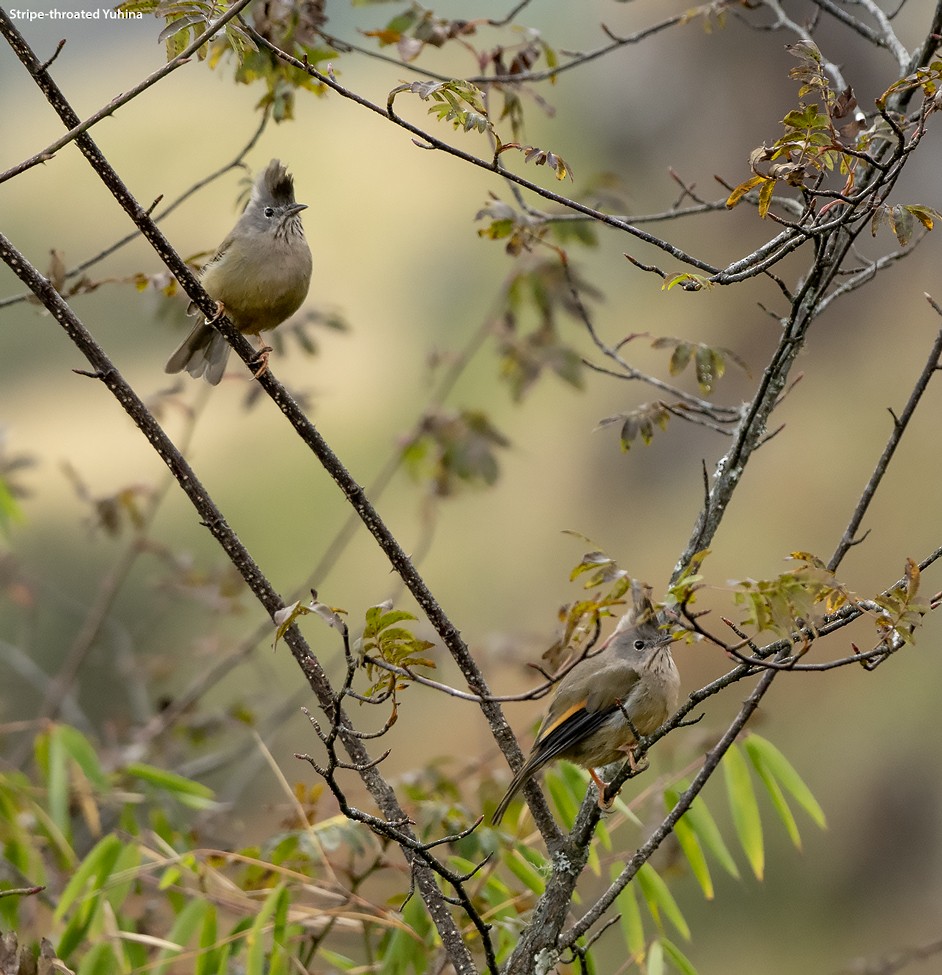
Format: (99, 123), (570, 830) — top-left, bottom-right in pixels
(207, 300), (226, 324)
(589, 768), (615, 809)
(250, 344), (273, 379)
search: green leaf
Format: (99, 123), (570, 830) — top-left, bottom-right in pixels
(672, 813), (713, 899)
(647, 938), (665, 975)
(636, 863), (691, 941)
(55, 725), (110, 791)
(246, 883), (288, 975)
(54, 833), (123, 923)
(543, 763), (583, 828)
(748, 755), (801, 849)
(194, 904), (220, 975)
(103, 841), (142, 913)
(506, 848), (546, 895)
(154, 898), (211, 975)
(744, 735), (826, 829)
(723, 743), (764, 880)
(671, 789), (740, 879)
(46, 725), (70, 839)
(661, 936), (700, 975)
(614, 868), (646, 963)
(77, 943), (121, 975)
(125, 762), (216, 810)
(0, 475), (24, 535)
(317, 948), (358, 971)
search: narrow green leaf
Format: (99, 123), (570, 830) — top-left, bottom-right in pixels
(194, 904), (219, 975)
(154, 898), (210, 975)
(544, 763), (583, 829)
(723, 743), (764, 880)
(647, 938), (665, 975)
(103, 841), (142, 912)
(317, 948), (357, 971)
(125, 763), (216, 810)
(57, 896), (101, 961)
(213, 941), (232, 975)
(637, 864), (691, 941)
(744, 734), (826, 828)
(752, 758), (801, 848)
(54, 833), (123, 923)
(506, 849), (546, 895)
(548, 763), (634, 873)
(246, 883), (288, 975)
(672, 814), (713, 899)
(55, 725), (110, 791)
(47, 725), (70, 839)
(661, 936), (700, 975)
(669, 786), (739, 879)
(613, 867), (646, 963)
(76, 942), (121, 975)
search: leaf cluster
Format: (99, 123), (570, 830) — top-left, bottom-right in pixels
(726, 41), (864, 216)
(493, 259), (596, 400)
(731, 551), (854, 638)
(871, 558), (925, 646)
(357, 604), (436, 699)
(0, 723), (409, 974)
(541, 547), (633, 672)
(401, 408), (511, 496)
(597, 401), (672, 452)
(394, 78), (490, 133)
(362, 2), (477, 62)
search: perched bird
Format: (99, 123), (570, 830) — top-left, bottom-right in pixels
(165, 158), (313, 385)
(492, 587), (680, 825)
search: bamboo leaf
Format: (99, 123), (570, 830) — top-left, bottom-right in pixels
(194, 904), (220, 975)
(723, 743), (764, 880)
(647, 937), (665, 975)
(672, 814), (713, 899)
(613, 868), (646, 963)
(661, 936), (700, 975)
(54, 833), (123, 923)
(154, 898), (211, 975)
(670, 786), (740, 879)
(506, 849), (546, 895)
(246, 883), (288, 975)
(637, 863), (691, 940)
(745, 734), (826, 829)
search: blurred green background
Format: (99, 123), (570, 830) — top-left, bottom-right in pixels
(2, 1), (942, 972)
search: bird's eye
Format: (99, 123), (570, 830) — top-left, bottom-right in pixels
(264, 206), (275, 218)
(633, 639), (645, 651)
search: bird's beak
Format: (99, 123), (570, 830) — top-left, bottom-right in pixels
(285, 203), (308, 217)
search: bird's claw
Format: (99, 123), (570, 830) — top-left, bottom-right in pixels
(250, 345), (273, 379)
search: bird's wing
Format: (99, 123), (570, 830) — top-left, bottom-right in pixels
(202, 232), (235, 271)
(584, 661), (642, 714)
(531, 699), (617, 765)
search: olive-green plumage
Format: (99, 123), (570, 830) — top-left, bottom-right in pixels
(492, 591), (680, 825)
(165, 159), (313, 385)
